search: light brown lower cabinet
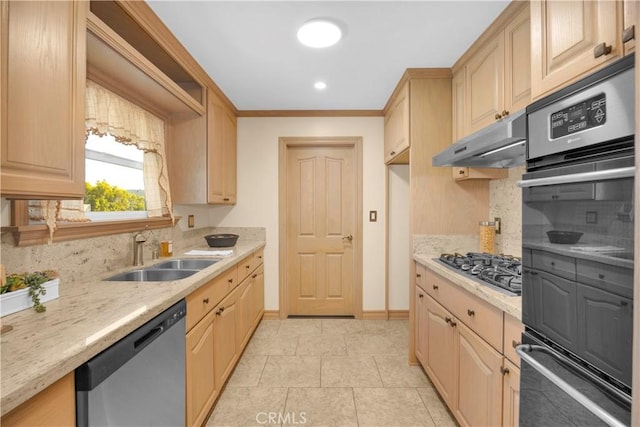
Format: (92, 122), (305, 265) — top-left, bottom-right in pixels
(502, 359), (520, 427)
(416, 264), (522, 427)
(186, 249), (265, 427)
(1, 372), (75, 426)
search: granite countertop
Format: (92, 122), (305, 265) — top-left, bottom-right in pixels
(523, 242), (633, 269)
(413, 253), (521, 321)
(0, 240), (265, 417)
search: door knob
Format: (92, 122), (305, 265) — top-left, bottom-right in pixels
(342, 235), (353, 242)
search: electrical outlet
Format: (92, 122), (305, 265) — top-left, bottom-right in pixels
(188, 215), (195, 228)
(586, 211), (598, 224)
(494, 217), (502, 234)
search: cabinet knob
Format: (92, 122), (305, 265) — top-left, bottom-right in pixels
(450, 319), (457, 327)
(495, 113), (502, 120)
(416, 273), (422, 278)
(458, 169), (465, 175)
(246, 265), (251, 269)
(623, 25), (635, 43)
(501, 110), (509, 117)
(598, 274), (605, 279)
(203, 297), (210, 304)
(500, 366), (510, 376)
(252, 273), (258, 279)
(228, 278), (234, 284)
(445, 316), (451, 324)
(621, 300), (629, 306)
(433, 284), (439, 290)
(390, 151), (396, 156)
(419, 293), (424, 299)
(467, 309), (475, 317)
(216, 308), (222, 316)
(512, 340), (520, 349)
(593, 42), (612, 58)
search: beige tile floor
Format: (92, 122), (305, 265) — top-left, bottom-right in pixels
(206, 318), (458, 427)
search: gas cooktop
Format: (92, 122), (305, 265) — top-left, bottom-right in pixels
(436, 252), (522, 296)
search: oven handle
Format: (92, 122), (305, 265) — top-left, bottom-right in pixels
(516, 344), (627, 427)
(517, 166), (634, 188)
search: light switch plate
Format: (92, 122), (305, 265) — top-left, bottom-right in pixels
(188, 215), (195, 228)
(369, 211), (377, 222)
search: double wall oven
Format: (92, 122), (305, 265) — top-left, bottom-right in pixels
(517, 54), (635, 426)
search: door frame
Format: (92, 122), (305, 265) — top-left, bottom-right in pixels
(278, 136), (363, 319)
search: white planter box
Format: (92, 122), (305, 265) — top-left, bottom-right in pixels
(0, 279), (59, 317)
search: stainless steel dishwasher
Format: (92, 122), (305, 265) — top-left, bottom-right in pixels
(76, 299), (186, 426)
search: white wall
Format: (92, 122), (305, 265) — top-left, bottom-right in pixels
(209, 116), (386, 312)
(388, 165), (410, 310)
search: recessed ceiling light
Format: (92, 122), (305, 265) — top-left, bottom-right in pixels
(297, 19), (342, 48)
(314, 81), (327, 90)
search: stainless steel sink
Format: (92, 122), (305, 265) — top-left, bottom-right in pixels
(105, 269), (200, 282)
(154, 259), (218, 270)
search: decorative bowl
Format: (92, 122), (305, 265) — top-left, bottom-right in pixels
(546, 230), (583, 244)
(204, 233), (239, 247)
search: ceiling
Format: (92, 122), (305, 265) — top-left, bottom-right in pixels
(146, 1), (510, 111)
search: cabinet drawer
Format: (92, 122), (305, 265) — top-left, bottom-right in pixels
(426, 268), (503, 351)
(532, 250), (576, 280)
(186, 267), (237, 331)
(576, 259), (633, 299)
(250, 248), (264, 272)
(237, 255), (254, 283)
(503, 314), (524, 366)
(415, 262), (426, 291)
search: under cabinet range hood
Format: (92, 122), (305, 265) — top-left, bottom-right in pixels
(432, 109), (526, 168)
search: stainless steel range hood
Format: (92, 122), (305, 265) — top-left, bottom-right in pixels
(432, 109), (526, 168)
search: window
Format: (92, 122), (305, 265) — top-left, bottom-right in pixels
(85, 133), (147, 221)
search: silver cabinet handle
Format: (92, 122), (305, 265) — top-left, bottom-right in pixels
(516, 344), (627, 427)
(517, 167), (635, 188)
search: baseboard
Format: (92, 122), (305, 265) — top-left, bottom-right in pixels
(262, 310), (280, 320)
(361, 310), (388, 320)
(388, 310), (409, 320)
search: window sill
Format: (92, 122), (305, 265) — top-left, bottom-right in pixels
(2, 216), (180, 247)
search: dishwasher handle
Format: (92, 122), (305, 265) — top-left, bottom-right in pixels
(76, 299), (186, 391)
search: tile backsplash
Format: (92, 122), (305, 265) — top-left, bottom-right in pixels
(0, 226), (264, 284)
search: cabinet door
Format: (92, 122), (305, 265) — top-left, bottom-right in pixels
(236, 279), (253, 350)
(451, 68), (467, 142)
(251, 264), (265, 327)
(222, 105), (237, 204)
(186, 309), (217, 427)
(577, 284), (633, 386)
(504, 5), (531, 114)
(536, 271), (578, 352)
(415, 285), (428, 367)
(384, 81), (410, 163)
(213, 291), (238, 387)
(502, 360), (520, 427)
(425, 295), (457, 408)
(2, 373), (75, 427)
(207, 93), (225, 203)
(1, 0), (86, 199)
(530, 0), (621, 99)
(455, 321), (503, 427)
(466, 33), (504, 134)
(623, 0), (636, 55)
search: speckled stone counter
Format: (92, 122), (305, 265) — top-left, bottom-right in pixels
(0, 240), (265, 416)
(413, 253), (521, 320)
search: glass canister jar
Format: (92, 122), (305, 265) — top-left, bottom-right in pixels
(479, 221), (495, 253)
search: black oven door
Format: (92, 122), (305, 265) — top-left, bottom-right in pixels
(518, 332), (631, 427)
(519, 154), (635, 387)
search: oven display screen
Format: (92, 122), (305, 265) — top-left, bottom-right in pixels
(550, 93), (606, 139)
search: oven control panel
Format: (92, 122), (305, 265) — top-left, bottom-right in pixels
(550, 93), (606, 139)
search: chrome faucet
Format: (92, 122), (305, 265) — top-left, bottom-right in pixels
(133, 233), (147, 266)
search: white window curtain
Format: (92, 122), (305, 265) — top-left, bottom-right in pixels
(85, 80), (173, 219)
(29, 80), (174, 240)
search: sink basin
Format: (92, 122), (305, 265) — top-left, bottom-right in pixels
(154, 259), (218, 270)
(105, 269), (199, 282)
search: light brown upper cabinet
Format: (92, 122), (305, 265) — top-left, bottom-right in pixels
(530, 0), (622, 100)
(456, 3), (530, 137)
(623, 0), (637, 55)
(383, 80), (410, 164)
(1, 1), (87, 199)
(208, 94), (237, 204)
(169, 89), (237, 205)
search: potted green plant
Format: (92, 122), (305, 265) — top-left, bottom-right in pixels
(1, 270), (59, 314)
